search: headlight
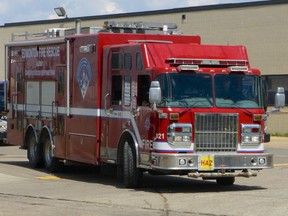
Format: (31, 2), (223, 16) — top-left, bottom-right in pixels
(241, 124), (262, 145)
(243, 135), (260, 143)
(167, 123), (192, 145)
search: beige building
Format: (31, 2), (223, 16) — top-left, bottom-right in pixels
(0, 0), (287, 134)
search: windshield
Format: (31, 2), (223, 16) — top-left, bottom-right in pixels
(215, 74), (262, 108)
(156, 73), (213, 108)
(155, 73), (263, 108)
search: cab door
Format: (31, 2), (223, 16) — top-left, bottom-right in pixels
(100, 47), (154, 165)
(101, 48), (124, 161)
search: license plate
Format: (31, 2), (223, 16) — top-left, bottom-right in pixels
(199, 155), (214, 171)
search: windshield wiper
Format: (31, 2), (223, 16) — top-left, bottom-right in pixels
(180, 107), (191, 115)
(231, 103), (254, 116)
(178, 99), (191, 115)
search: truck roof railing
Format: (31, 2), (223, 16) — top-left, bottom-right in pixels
(11, 30), (61, 41)
(103, 21), (180, 34)
(10, 20), (180, 41)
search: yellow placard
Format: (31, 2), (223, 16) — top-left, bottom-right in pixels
(199, 155), (214, 170)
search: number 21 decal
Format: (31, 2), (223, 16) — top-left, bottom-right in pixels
(155, 133), (165, 140)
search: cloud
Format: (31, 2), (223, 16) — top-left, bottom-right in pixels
(59, 0), (124, 17)
(186, 0), (220, 6)
(0, 0), (125, 24)
(142, 0), (189, 10)
(103, 2), (124, 14)
(131, 0), (231, 11)
(0, 1), (8, 14)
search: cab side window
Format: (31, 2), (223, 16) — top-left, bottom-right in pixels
(137, 75), (150, 106)
(111, 75), (122, 105)
(111, 53), (123, 70)
(136, 52), (143, 70)
(124, 53), (132, 70)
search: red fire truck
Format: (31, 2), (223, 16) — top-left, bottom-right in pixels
(5, 21), (285, 188)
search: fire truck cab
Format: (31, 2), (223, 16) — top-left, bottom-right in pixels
(5, 21), (285, 188)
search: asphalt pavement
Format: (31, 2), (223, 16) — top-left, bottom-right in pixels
(268, 136), (288, 147)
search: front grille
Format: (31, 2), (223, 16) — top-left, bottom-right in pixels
(195, 113), (238, 152)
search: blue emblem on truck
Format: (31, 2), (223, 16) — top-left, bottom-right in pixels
(77, 58), (92, 99)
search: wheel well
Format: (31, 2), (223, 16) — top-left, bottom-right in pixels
(24, 126), (52, 150)
(24, 126), (52, 151)
(39, 127), (52, 145)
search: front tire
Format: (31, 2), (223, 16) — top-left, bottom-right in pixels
(123, 140), (142, 188)
(216, 177), (235, 186)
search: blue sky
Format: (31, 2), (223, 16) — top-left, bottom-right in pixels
(0, 0), (264, 25)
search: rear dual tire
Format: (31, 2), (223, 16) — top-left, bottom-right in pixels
(27, 133), (63, 172)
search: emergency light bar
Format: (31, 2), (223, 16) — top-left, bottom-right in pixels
(229, 66), (249, 72)
(178, 65), (199, 71)
(104, 21), (177, 31)
(166, 58), (248, 67)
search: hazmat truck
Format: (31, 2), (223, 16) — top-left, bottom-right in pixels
(5, 21), (285, 188)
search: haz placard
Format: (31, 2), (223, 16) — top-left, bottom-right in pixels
(199, 155), (214, 171)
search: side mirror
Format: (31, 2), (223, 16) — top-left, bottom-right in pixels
(264, 132), (270, 143)
(275, 87), (285, 108)
(149, 81), (161, 107)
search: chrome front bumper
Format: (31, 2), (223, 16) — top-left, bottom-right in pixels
(151, 152), (273, 172)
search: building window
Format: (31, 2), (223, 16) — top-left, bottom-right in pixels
(181, 14), (187, 23)
(262, 75), (288, 106)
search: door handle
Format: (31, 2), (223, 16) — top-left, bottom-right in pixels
(104, 93), (113, 115)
